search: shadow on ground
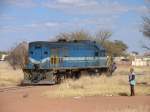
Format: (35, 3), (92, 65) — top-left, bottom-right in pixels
(118, 92), (128, 96)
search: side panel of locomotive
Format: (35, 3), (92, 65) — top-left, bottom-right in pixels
(22, 40), (109, 84)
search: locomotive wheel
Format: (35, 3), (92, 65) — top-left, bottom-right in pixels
(106, 68), (113, 76)
(75, 71), (81, 79)
(71, 71), (81, 79)
(24, 72), (31, 80)
(56, 74), (62, 84)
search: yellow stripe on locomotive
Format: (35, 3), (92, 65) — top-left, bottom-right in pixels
(50, 56), (59, 64)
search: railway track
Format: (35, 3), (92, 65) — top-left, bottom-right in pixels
(0, 86), (34, 92)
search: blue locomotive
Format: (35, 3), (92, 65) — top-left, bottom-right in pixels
(23, 40), (113, 84)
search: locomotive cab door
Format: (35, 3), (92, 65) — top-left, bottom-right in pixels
(50, 47), (68, 68)
(50, 48), (59, 67)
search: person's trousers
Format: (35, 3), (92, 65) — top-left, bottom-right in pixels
(130, 85), (135, 96)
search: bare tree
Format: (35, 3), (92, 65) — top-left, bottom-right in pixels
(55, 32), (70, 41)
(142, 17), (150, 50)
(53, 30), (127, 56)
(141, 0), (150, 50)
(95, 30), (112, 46)
(143, 17), (150, 38)
(55, 30), (91, 41)
(7, 41), (28, 69)
(70, 31), (91, 41)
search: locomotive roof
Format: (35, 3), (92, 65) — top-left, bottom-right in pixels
(29, 40), (105, 50)
(29, 40), (92, 44)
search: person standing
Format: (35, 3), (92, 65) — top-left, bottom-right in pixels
(112, 62), (117, 73)
(129, 68), (136, 96)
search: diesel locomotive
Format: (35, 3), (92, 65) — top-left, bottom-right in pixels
(22, 40), (113, 84)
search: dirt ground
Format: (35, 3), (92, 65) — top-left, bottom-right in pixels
(0, 86), (150, 112)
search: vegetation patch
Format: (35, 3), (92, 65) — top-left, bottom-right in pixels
(0, 62), (23, 86)
(43, 66), (150, 98)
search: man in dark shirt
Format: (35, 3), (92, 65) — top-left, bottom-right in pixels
(129, 68), (136, 96)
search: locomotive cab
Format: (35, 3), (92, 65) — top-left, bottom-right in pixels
(23, 42), (56, 85)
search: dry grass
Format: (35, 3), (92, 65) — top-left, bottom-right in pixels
(116, 65), (150, 76)
(0, 61), (149, 96)
(0, 62), (23, 86)
(44, 65), (150, 98)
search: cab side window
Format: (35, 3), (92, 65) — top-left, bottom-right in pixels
(44, 51), (48, 55)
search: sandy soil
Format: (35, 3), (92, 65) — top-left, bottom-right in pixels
(0, 86), (150, 112)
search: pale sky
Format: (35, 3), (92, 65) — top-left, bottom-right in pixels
(0, 0), (150, 53)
